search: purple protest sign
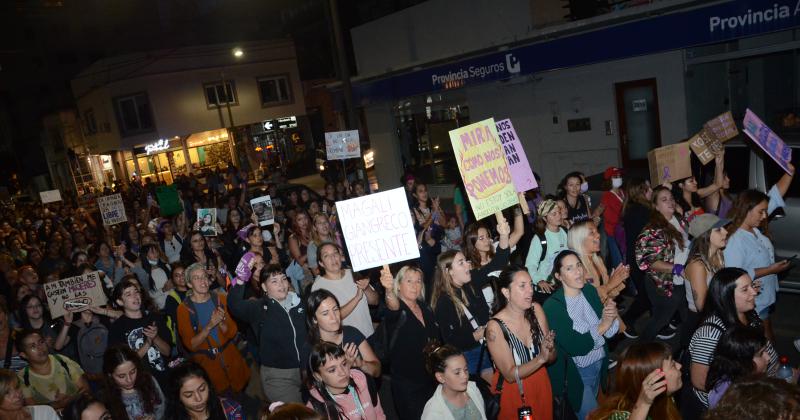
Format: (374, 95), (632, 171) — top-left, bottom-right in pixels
(495, 119), (538, 192)
(742, 109), (793, 174)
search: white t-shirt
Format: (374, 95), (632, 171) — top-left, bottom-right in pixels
(28, 405), (60, 420)
(312, 270), (375, 337)
(669, 216), (690, 286)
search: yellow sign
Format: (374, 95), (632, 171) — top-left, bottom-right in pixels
(449, 118), (518, 220)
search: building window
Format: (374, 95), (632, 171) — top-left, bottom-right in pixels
(203, 81), (238, 108)
(113, 92), (154, 136)
(83, 109), (97, 135)
(257, 75), (293, 107)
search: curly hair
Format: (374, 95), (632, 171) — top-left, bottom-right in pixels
(705, 376), (800, 420)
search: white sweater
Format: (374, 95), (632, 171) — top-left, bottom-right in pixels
(421, 382), (487, 420)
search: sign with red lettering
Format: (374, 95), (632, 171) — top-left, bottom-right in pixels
(336, 187), (419, 272)
(43, 271), (108, 318)
(449, 118), (518, 220)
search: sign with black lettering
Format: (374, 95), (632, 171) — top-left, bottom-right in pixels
(44, 271), (108, 318)
(97, 194), (127, 226)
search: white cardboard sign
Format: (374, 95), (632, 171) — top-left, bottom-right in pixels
(97, 194), (127, 225)
(325, 130), (361, 160)
(336, 187), (419, 271)
(40, 190), (62, 204)
(250, 195), (275, 226)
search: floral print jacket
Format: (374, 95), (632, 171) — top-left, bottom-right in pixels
(634, 222), (687, 297)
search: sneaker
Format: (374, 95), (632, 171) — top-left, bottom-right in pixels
(608, 358), (618, 370)
(623, 327), (639, 339)
(668, 322), (679, 331)
(793, 338), (800, 353)
(657, 329), (677, 340)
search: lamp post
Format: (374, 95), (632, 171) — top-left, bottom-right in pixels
(221, 47), (244, 168)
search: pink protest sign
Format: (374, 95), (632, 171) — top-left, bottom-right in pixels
(743, 109), (793, 174)
(496, 119), (537, 193)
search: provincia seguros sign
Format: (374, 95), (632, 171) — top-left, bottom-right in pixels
(431, 54), (521, 88)
(710, 1), (800, 32)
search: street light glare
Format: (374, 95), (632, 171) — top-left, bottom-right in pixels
(232, 47), (244, 58)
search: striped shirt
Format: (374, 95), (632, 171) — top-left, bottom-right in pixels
(565, 292), (618, 368)
(689, 315), (779, 407)
(496, 319), (540, 365)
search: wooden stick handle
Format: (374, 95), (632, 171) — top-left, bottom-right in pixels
(518, 193), (530, 215)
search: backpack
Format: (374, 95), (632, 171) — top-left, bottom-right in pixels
(182, 292), (232, 359)
(77, 322), (108, 375)
(536, 227), (567, 263)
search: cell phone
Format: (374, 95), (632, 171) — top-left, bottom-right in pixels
(787, 254), (798, 263)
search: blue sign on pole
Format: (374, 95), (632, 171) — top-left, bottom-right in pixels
(353, 0), (800, 102)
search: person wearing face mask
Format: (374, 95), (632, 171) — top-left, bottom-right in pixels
(558, 172), (599, 226)
(228, 265), (306, 404)
(588, 342), (682, 420)
(599, 167), (626, 268)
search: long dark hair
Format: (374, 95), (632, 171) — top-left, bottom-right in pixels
(493, 264), (542, 347)
(179, 230), (215, 266)
(645, 186), (685, 251)
(704, 267), (759, 328)
(62, 395), (108, 420)
(305, 289), (342, 345)
(727, 189), (769, 237)
(102, 346), (161, 420)
(140, 243), (171, 292)
(167, 361), (227, 420)
(623, 177), (651, 216)
(462, 222), (493, 266)
(17, 294), (51, 330)
(706, 326), (767, 391)
(673, 177), (702, 212)
(557, 171), (583, 199)
(550, 249), (581, 281)
(306, 342), (359, 420)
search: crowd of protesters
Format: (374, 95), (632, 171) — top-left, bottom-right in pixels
(0, 154), (796, 420)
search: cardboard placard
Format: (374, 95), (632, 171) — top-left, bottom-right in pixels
(155, 185), (182, 216)
(496, 119), (538, 192)
(325, 130), (361, 160)
(647, 142), (692, 184)
(449, 118), (518, 220)
(197, 208), (218, 236)
(704, 111), (739, 142)
(688, 128), (724, 165)
(250, 195), (275, 226)
(44, 271), (108, 318)
(97, 194), (127, 226)
(39, 190), (62, 204)
(336, 187), (419, 272)
(743, 109), (793, 174)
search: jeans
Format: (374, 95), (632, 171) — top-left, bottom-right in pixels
(463, 344), (493, 376)
(575, 359), (603, 420)
(607, 236), (623, 269)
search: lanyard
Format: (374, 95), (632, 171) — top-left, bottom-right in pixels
(328, 385), (366, 418)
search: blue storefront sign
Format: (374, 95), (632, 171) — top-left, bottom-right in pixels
(353, 0), (800, 103)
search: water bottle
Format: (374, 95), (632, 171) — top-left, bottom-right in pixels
(776, 356), (794, 383)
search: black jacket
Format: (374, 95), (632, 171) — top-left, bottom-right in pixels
(228, 284), (308, 369)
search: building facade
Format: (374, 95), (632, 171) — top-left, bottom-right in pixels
(71, 39), (309, 185)
(349, 0), (800, 193)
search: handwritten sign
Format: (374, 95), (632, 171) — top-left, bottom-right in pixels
(44, 271), (108, 318)
(39, 190), (62, 204)
(449, 118), (518, 220)
(336, 187), (419, 272)
(97, 194), (127, 226)
(704, 111), (739, 143)
(647, 142), (692, 184)
(743, 109), (793, 174)
(250, 195), (274, 226)
(325, 130), (361, 160)
(688, 129), (724, 165)
(496, 119), (537, 192)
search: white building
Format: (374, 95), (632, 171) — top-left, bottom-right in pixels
(71, 39), (307, 184)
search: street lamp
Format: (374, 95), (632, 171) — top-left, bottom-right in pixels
(232, 47), (244, 58)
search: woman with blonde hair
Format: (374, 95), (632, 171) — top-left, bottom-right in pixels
(0, 369), (59, 419)
(568, 219), (629, 304)
(588, 342), (682, 420)
(307, 213), (340, 276)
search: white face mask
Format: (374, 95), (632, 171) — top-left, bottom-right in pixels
(147, 259), (159, 265)
(611, 178), (623, 189)
(580, 182), (589, 193)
